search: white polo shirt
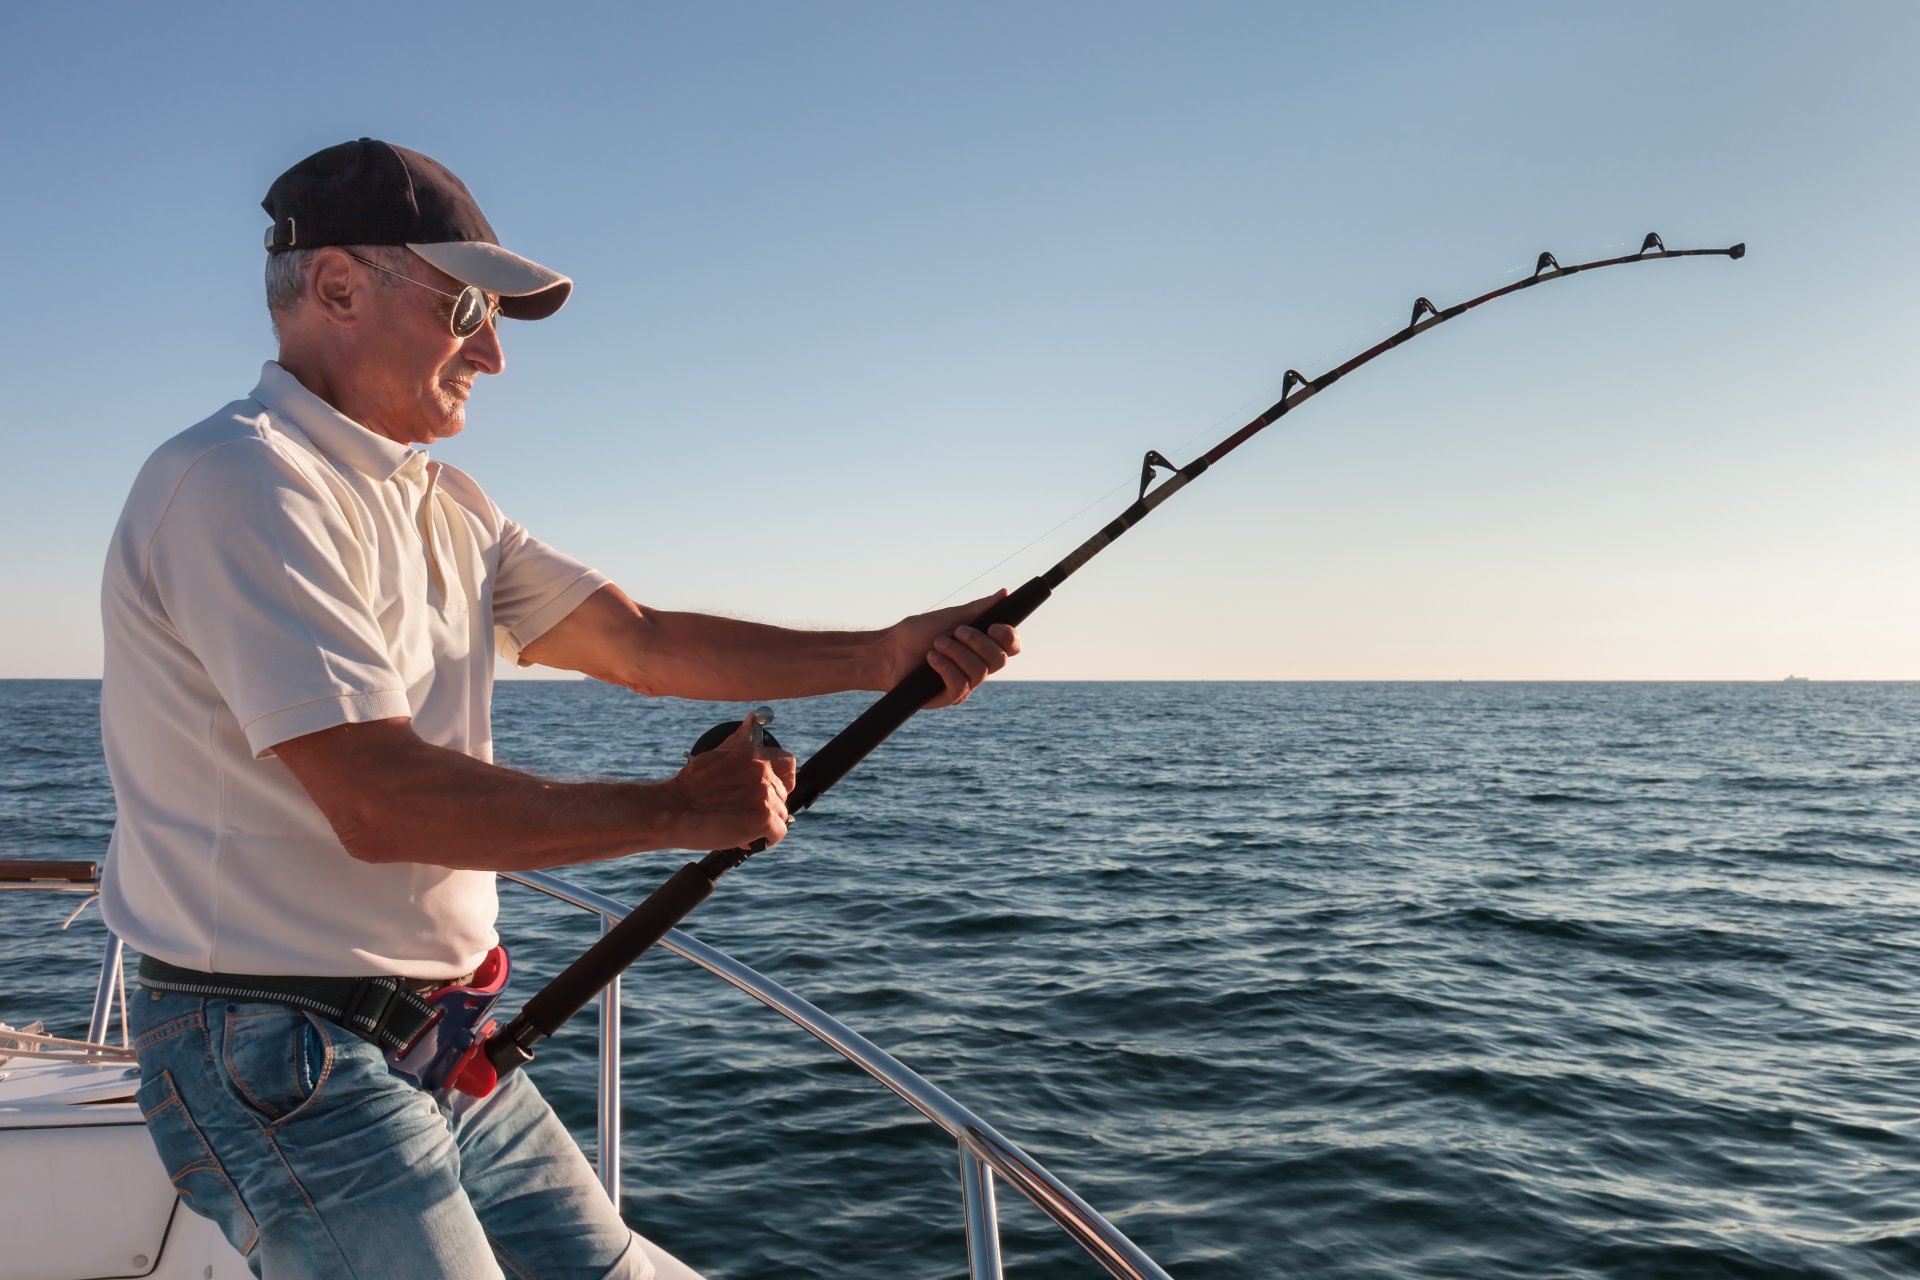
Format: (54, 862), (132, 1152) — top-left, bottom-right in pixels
(100, 362), (608, 978)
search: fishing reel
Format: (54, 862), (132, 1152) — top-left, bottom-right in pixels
(687, 706), (780, 758)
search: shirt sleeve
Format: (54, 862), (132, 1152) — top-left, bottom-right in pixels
(491, 517), (610, 665)
(144, 439), (411, 757)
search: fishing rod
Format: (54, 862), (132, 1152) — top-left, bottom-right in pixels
(414, 232), (1745, 1098)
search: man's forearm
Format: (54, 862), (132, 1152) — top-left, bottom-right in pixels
(619, 608), (891, 700)
(520, 585), (894, 701)
(275, 716), (793, 872)
(296, 729), (679, 870)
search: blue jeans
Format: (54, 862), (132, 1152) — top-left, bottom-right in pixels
(130, 985), (653, 1280)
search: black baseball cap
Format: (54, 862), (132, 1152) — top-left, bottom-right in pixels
(262, 138), (571, 321)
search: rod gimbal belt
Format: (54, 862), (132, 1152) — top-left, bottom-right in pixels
(137, 955), (441, 1055)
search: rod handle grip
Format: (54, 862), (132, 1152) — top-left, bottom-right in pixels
(490, 857), (718, 1076)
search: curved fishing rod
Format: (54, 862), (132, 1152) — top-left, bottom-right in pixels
(435, 232), (1744, 1096)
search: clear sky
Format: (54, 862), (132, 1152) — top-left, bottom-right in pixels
(1, 2), (1913, 681)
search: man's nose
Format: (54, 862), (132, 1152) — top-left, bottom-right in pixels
(462, 315), (505, 375)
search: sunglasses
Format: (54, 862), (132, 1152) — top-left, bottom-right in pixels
(343, 252), (502, 338)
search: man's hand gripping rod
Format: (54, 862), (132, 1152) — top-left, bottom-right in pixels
(444, 233), (1743, 1099)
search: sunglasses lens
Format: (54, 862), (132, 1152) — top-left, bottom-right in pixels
(451, 286), (490, 338)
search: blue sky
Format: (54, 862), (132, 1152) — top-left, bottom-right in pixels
(2, 2), (1913, 680)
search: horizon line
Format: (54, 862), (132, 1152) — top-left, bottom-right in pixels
(2, 676), (1913, 686)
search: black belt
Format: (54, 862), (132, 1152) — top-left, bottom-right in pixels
(137, 956), (442, 1054)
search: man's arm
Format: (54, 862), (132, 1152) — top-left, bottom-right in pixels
(517, 584), (1020, 705)
(273, 714), (794, 871)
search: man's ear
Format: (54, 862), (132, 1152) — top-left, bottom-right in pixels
(306, 248), (360, 327)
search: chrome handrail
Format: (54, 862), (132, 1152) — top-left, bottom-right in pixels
(503, 869), (1172, 1280)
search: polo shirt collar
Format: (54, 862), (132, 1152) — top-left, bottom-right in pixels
(252, 362), (425, 482)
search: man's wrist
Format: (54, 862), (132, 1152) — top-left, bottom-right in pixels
(855, 627), (899, 692)
(614, 778), (687, 853)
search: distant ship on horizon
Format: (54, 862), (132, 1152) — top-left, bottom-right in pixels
(1784, 675), (1810, 682)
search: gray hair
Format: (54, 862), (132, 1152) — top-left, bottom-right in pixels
(265, 244), (413, 338)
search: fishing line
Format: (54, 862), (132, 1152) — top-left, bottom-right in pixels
(954, 245), (1550, 607)
(929, 311), (1408, 611)
(925, 372), (1302, 612)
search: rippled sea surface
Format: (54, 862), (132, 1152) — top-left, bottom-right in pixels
(3, 679), (1916, 1279)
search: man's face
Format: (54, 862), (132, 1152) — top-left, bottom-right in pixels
(350, 255), (504, 446)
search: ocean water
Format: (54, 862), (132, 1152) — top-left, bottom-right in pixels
(1, 678), (1915, 1279)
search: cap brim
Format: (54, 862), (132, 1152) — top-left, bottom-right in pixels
(407, 240), (572, 321)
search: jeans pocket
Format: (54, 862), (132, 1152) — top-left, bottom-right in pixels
(136, 1067), (260, 1258)
(218, 1003), (331, 1124)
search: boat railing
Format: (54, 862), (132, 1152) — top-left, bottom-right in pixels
(502, 870), (1172, 1280)
(5, 860), (1171, 1280)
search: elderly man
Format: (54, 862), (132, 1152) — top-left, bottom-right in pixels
(99, 138), (1017, 1279)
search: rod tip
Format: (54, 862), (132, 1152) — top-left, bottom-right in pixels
(1728, 242), (1746, 260)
